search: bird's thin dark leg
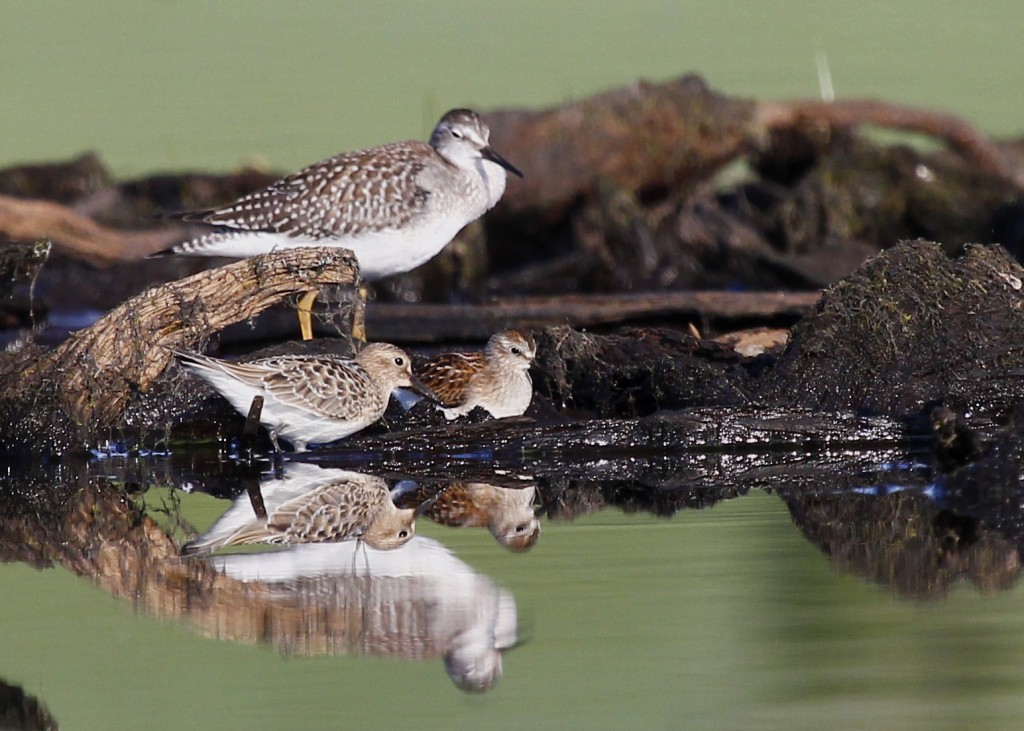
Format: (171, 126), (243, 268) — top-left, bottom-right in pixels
(241, 395), (264, 461)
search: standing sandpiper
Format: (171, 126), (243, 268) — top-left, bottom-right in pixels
(416, 330), (537, 420)
(174, 343), (434, 452)
(168, 109), (523, 339)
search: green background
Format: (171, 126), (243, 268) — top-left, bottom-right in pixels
(3, 1), (1021, 177)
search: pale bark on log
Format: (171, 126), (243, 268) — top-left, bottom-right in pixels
(5, 247), (358, 429)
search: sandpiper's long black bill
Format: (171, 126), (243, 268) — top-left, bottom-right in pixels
(482, 146), (524, 178)
(409, 374), (442, 403)
(413, 486), (448, 517)
(529, 359), (555, 381)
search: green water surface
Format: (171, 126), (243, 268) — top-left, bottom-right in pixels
(2, 491), (1023, 730)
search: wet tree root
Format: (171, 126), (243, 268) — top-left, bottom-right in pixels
(488, 75), (1022, 221)
(754, 99), (1022, 185)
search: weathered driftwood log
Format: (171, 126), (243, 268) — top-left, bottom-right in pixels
(487, 75), (754, 221)
(366, 291), (818, 343)
(7, 74), (1014, 267)
(0, 247), (358, 448)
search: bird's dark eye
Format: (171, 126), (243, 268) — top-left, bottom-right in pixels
(451, 129), (463, 139)
(394, 357), (405, 366)
(399, 529), (409, 538)
(511, 347), (522, 355)
(516, 524), (528, 533)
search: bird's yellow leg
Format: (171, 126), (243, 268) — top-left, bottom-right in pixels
(297, 289), (318, 341)
(351, 282), (368, 343)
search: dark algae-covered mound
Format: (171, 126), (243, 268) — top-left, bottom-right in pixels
(756, 241), (1024, 427)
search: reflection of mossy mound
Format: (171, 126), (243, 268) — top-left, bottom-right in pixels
(756, 241), (1024, 426)
(785, 491), (1020, 599)
(938, 404), (1024, 548)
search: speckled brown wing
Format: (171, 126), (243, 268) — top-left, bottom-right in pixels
(395, 483), (486, 527)
(182, 141), (433, 239)
(416, 352), (485, 408)
(226, 477), (389, 546)
(254, 355), (382, 419)
(423, 483), (488, 527)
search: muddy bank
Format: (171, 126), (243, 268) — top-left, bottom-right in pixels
(3, 239), (1024, 457)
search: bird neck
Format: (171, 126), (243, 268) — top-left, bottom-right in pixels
(476, 159), (508, 209)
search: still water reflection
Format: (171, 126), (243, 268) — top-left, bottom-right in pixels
(3, 448), (1024, 729)
(181, 463), (520, 691)
(182, 465), (425, 554)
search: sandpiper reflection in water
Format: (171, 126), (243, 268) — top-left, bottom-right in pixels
(393, 482), (541, 552)
(181, 464), (431, 554)
(203, 509), (520, 690)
